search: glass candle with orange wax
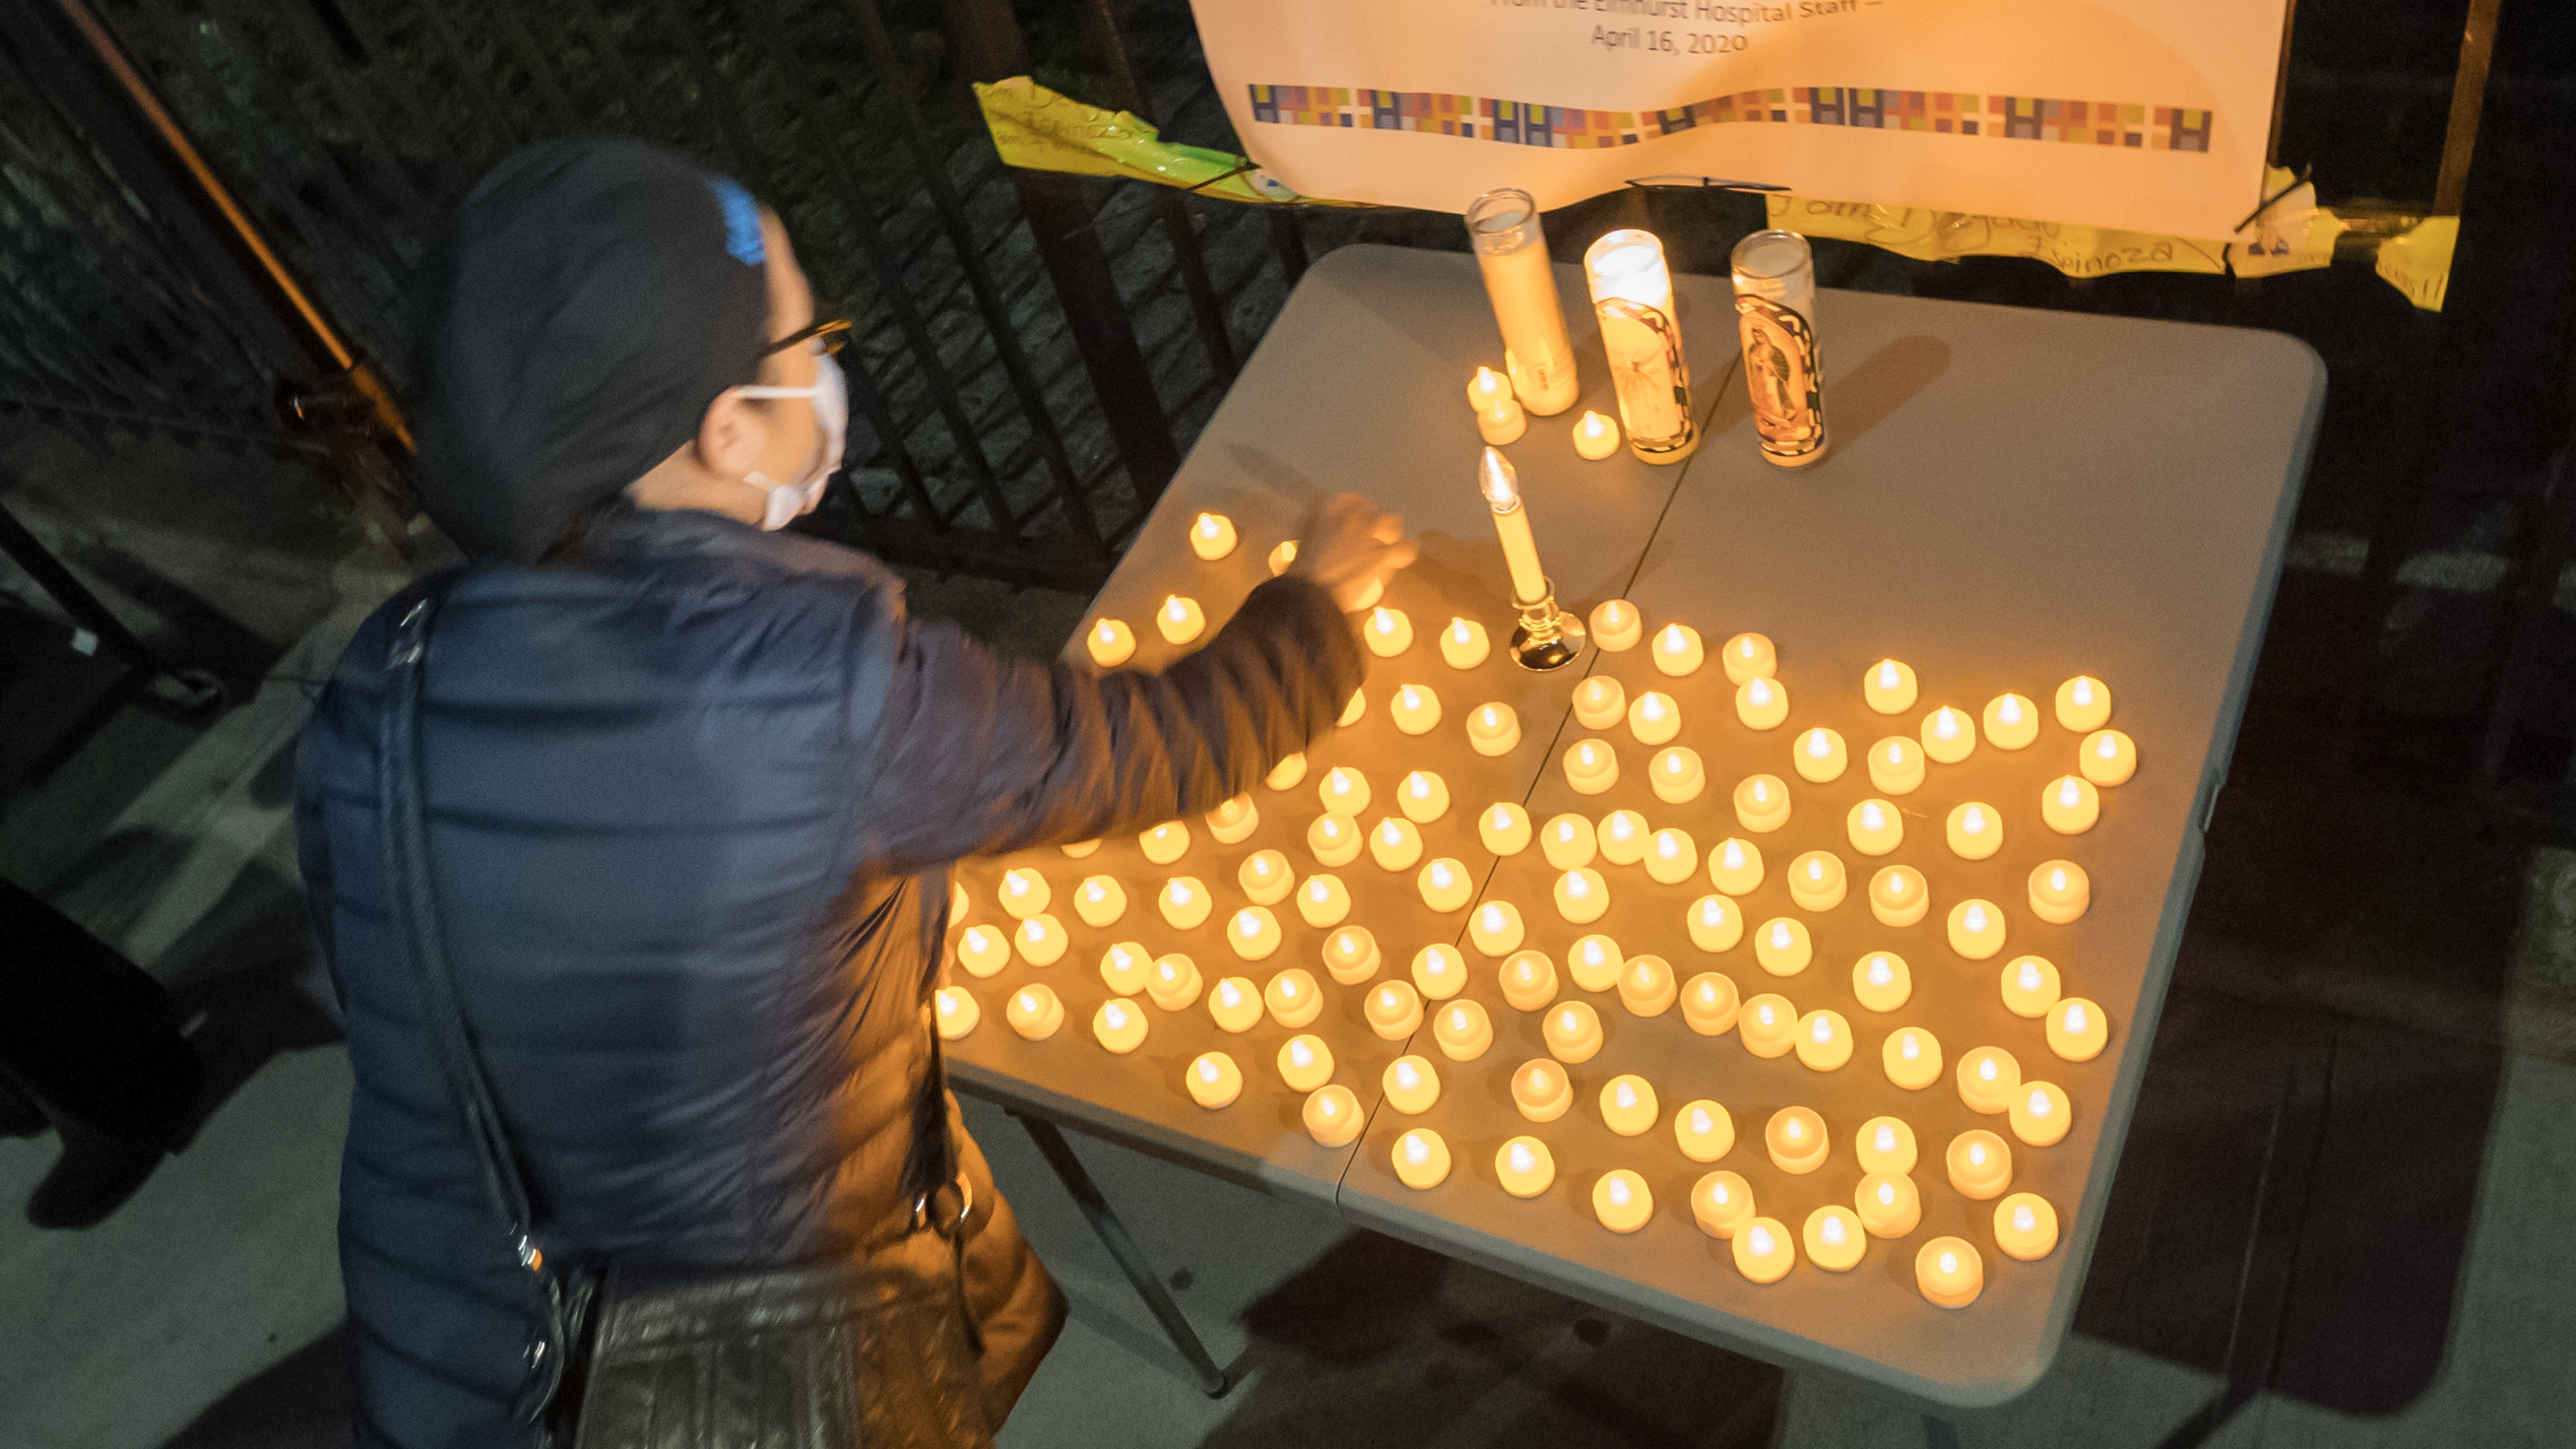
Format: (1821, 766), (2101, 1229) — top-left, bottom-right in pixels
(1593, 1169), (1654, 1232)
(1188, 510), (1238, 560)
(1439, 617), (1491, 669)
(1794, 727), (1848, 782)
(1085, 618), (1134, 667)
(1206, 976), (1262, 1033)
(1868, 737), (1927, 794)
(998, 867), (1051, 919)
(1275, 1033), (1333, 1090)
(1721, 631), (1777, 685)
(1788, 850), (1847, 911)
(1946, 802), (2003, 860)
(1186, 1051), (1242, 1108)
(1363, 606), (1413, 658)
(1588, 599), (1643, 651)
(956, 925), (1010, 977)
(1139, 820), (1191, 865)
(934, 986), (979, 1040)
(1864, 658), (1918, 713)
(1644, 827), (1698, 885)
(1092, 997), (1148, 1054)
(1947, 898), (2007, 958)
(1265, 752), (1307, 790)
(1568, 934), (1623, 990)
(1155, 594), (1205, 645)
(1370, 817), (1425, 872)
(1734, 774), (1792, 831)
(1650, 746), (1707, 804)
(1392, 1128), (1451, 1188)
(1693, 1170), (1757, 1238)
(1870, 865), (1929, 927)
(1957, 1045), (2022, 1113)
(1433, 999), (1493, 1060)
(1983, 692), (2038, 749)
(1098, 942), (1152, 995)
(1597, 809), (1648, 865)
(1269, 967), (1327, 1027)
(2055, 674), (2112, 731)
(1323, 926), (1380, 984)
(1497, 1137), (1558, 1197)
(1766, 1105), (1829, 1173)
(1073, 875), (1127, 928)
(1673, 1097), (1735, 1161)
(1468, 900), (1525, 956)
(1916, 1237), (1984, 1308)
(1413, 944), (1468, 1000)
(1383, 1054), (1442, 1114)
(2043, 773), (2101, 833)
(2000, 955), (2061, 1016)
(1794, 1010), (1853, 1070)
(1572, 675), (1626, 730)
(1856, 1115), (1919, 1173)
(1388, 684), (1443, 735)
(1500, 949), (1560, 1011)
(1855, 1171), (1921, 1237)
(1883, 1025), (1942, 1088)
(1994, 1193), (2060, 1260)
(2009, 1081), (2072, 1147)
(1852, 951), (1911, 1012)
(1308, 813), (1362, 868)
(1145, 953), (1203, 1011)
(2048, 997), (2109, 1060)
(2082, 727), (2139, 785)
(1513, 1058), (1575, 1121)
(1226, 906), (1283, 961)
(1364, 979), (1423, 1039)
(1015, 914), (1068, 965)
(1599, 1074), (1660, 1135)
(1541, 814), (1599, 870)
(1734, 1218), (1796, 1283)
(1564, 739), (1620, 794)
(1754, 917), (1813, 976)
(2029, 860), (2091, 923)
(1466, 702), (1522, 757)
(1688, 894), (1744, 954)
(1205, 794), (1259, 845)
(1398, 770), (1450, 823)
(1004, 983), (1063, 1039)
(1628, 691), (1681, 745)
(1920, 705), (1977, 763)
(1157, 877), (1210, 930)
(1418, 857), (1473, 912)
(1740, 993), (1797, 1055)
(1544, 1000), (1604, 1062)
(1804, 1206), (1867, 1271)
(1480, 802), (1533, 855)
(1708, 836), (1765, 895)
(1947, 1129), (2013, 1199)
(1304, 1084), (1363, 1145)
(1736, 676), (1789, 730)
(1681, 970), (1741, 1033)
(1295, 873), (1351, 928)
(1617, 955), (1677, 1017)
(1652, 623), (1706, 677)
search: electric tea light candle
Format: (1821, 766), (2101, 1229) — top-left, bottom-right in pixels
(1564, 739), (1620, 794)
(2001, 955), (2061, 1017)
(1157, 877), (1210, 930)
(1006, 984), (1063, 1040)
(1073, 876), (1127, 928)
(1628, 691), (1681, 745)
(1921, 705), (1976, 763)
(1995, 1193), (2060, 1260)
(1869, 865), (1929, 928)
(1205, 795), (1259, 844)
(1855, 1171), (1921, 1238)
(1267, 540), (1297, 576)
(2056, 675), (2112, 731)
(1441, 617), (1491, 669)
(2029, 860), (2091, 923)
(1544, 1001), (1604, 1062)
(1794, 727), (1847, 782)
(1370, 817), (1425, 872)
(1146, 954), (1202, 1012)
(1957, 1046), (2021, 1114)
(1266, 752), (1307, 790)
(998, 868), (1050, 919)
(1156, 594), (1205, 645)
(1433, 1000), (1493, 1060)
(1734, 774), (1791, 832)
(1480, 802), (1533, 855)
(1650, 746), (1706, 804)
(1305, 1085), (1363, 1146)
(1099, 942), (1152, 995)
(1475, 390), (1527, 445)
(1599, 1074), (1659, 1135)
(1187, 1051), (1242, 1109)
(1227, 907), (1282, 961)
(2043, 774), (2101, 833)
(1868, 736), (1927, 794)
(1617, 955), (1677, 1017)
(1270, 967), (1329, 1026)
(1597, 809), (1647, 866)
(2009, 1081), (2072, 1147)
(1276, 1034), (1333, 1091)
(1788, 851), (1846, 911)
(1573, 676), (1626, 730)
(1865, 659), (1918, 713)
(1092, 997), (1147, 1054)
(1308, 813), (1362, 868)
(1946, 803), (2002, 860)
(1418, 858), (1473, 912)
(1085, 619), (1134, 667)
(1735, 1218), (1795, 1283)
(1059, 840), (1099, 860)
(1466, 364), (1511, 412)
(1740, 994), (1797, 1055)
(1296, 874), (1351, 928)
(1947, 898), (2007, 958)
(1015, 914), (1067, 966)
(1947, 1129), (2013, 1199)
(1554, 867), (1610, 924)
(1653, 623), (1706, 677)
(1736, 676), (1789, 730)
(1984, 692), (2038, 750)
(1754, 918), (1813, 976)
(1883, 1026), (1942, 1089)
(1189, 510), (1237, 560)
(1645, 827), (1698, 886)
(2047, 997), (2109, 1061)
(1708, 837), (1765, 895)
(1320, 766), (1371, 817)
(1413, 944), (1468, 1000)
(1466, 702), (1521, 757)
(1569, 934), (1622, 991)
(1365, 606), (1414, 658)
(1497, 1137), (1558, 1197)
(1681, 970), (1740, 1032)
(1721, 631), (1777, 686)
(2082, 728), (2139, 786)
(1794, 1009), (1852, 1071)
(1364, 980), (1422, 1039)
(1593, 1170), (1654, 1232)
(934, 986), (979, 1040)
(1804, 1206), (1866, 1272)
(1767, 1105), (1829, 1173)
(1693, 1170), (1756, 1238)
(1916, 1238), (1983, 1308)
(1469, 901), (1526, 956)
(1856, 1115), (1918, 1173)
(1393, 1129), (1450, 1189)
(1139, 821), (1191, 866)
(1589, 600), (1642, 651)
(1852, 952), (1911, 1012)
(1847, 799), (1902, 855)
(957, 926), (1008, 977)
(1573, 410), (1622, 460)
(1384, 1055), (1442, 1114)
(1207, 976), (1261, 1033)
(1513, 1058), (1574, 1122)
(1500, 950), (1560, 1011)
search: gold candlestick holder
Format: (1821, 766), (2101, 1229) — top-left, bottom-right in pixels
(1509, 577), (1585, 672)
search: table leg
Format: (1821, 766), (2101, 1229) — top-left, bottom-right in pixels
(1009, 1110), (1233, 1397)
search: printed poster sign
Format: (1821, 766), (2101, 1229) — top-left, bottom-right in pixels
(1190, 0), (2288, 238)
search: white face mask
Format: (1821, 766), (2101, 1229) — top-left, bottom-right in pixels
(735, 353), (848, 530)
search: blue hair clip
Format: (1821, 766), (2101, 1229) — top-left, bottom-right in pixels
(708, 177), (764, 267)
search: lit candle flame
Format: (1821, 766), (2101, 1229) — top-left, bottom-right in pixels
(1395, 1062), (1419, 1087)
(1757, 1004), (1776, 1025)
(1750, 680), (1772, 705)
(1724, 842), (1745, 868)
(1171, 883), (1192, 904)
(1017, 991), (1037, 1012)
(2014, 1205), (2035, 1231)
(2029, 1088), (2050, 1115)
(2099, 735), (2118, 757)
(1164, 596), (1187, 623)
(1481, 905), (1505, 930)
(1889, 743), (1904, 763)
(1642, 695), (1666, 719)
(1559, 1009), (1579, 1032)
(1978, 1057), (1998, 1082)
(1711, 1182), (1733, 1205)
(1660, 625), (1687, 652)
(1751, 1226), (1774, 1254)
(1430, 863), (1453, 887)
(1807, 859), (1824, 881)
(1094, 621), (1116, 644)
(1615, 1083), (1636, 1107)
(1879, 662), (1900, 688)
(1888, 874), (1909, 896)
(937, 994), (956, 1018)
(1451, 620), (1472, 643)
(1878, 1181), (1897, 1205)
(1373, 608), (1396, 634)
(1868, 957), (1893, 985)
(1699, 900), (1723, 925)
(1969, 1144), (1987, 1166)
(1964, 905), (1988, 931)
(1106, 1004), (1127, 1028)
(1665, 755), (1684, 774)
(1812, 1017), (1833, 1042)
(1691, 1107), (1710, 1132)
(2074, 679), (2095, 704)
(2065, 1004), (2090, 1031)
(1939, 1251), (1959, 1275)
(1510, 1143), (1533, 1170)
(1289, 1040), (1312, 1066)
(1771, 922), (1791, 949)
(2019, 961), (2041, 988)
(1784, 1118), (1803, 1140)
(1450, 1008), (1468, 1030)
(2049, 867), (2068, 891)
(1965, 807), (1986, 831)
(1807, 730), (1830, 757)
(1901, 1034), (1920, 1060)
(2001, 696), (2024, 722)
(1608, 1177), (1631, 1205)
(1936, 709), (1959, 738)
(1822, 1216), (1846, 1245)
(1480, 706), (1500, 728)
(1876, 1125), (1897, 1151)
(1753, 781), (1771, 803)
(1319, 1096), (1338, 1117)
(2060, 779), (2082, 806)
(1219, 982), (1241, 1006)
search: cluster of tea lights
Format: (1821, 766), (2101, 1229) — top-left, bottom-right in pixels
(983, 502), (2149, 1312)
(1467, 363), (1626, 460)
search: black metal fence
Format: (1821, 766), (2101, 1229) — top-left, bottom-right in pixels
(0, 0), (1303, 592)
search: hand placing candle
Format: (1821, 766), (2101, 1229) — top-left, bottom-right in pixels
(1480, 802), (1533, 855)
(1085, 619), (1134, 667)
(1572, 409), (1623, 460)
(1846, 798), (1902, 855)
(1652, 623), (1706, 678)
(1465, 702), (1522, 757)
(1156, 594), (1205, 645)
(1983, 692), (2038, 750)
(2029, 861), (2090, 923)
(1364, 606), (1413, 657)
(1189, 511), (1238, 560)
(1735, 676), (1789, 730)
(1864, 658), (1918, 714)
(1588, 600), (1642, 651)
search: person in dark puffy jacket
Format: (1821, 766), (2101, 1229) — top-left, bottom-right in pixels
(293, 139), (1410, 1447)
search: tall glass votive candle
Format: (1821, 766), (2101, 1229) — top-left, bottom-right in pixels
(1466, 189), (1579, 416)
(1584, 229), (1697, 464)
(1728, 230), (1827, 468)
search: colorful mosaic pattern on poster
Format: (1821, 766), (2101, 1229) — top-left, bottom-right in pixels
(1247, 86), (2214, 154)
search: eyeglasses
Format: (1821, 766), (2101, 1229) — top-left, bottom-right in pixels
(761, 317), (852, 358)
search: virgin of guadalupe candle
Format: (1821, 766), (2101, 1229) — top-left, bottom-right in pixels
(1584, 229), (1697, 462)
(1466, 188), (1579, 415)
(1729, 229), (1827, 467)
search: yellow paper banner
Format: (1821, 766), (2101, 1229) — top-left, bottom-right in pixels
(973, 77), (1353, 208)
(2374, 217), (2459, 313)
(1763, 193), (2228, 278)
